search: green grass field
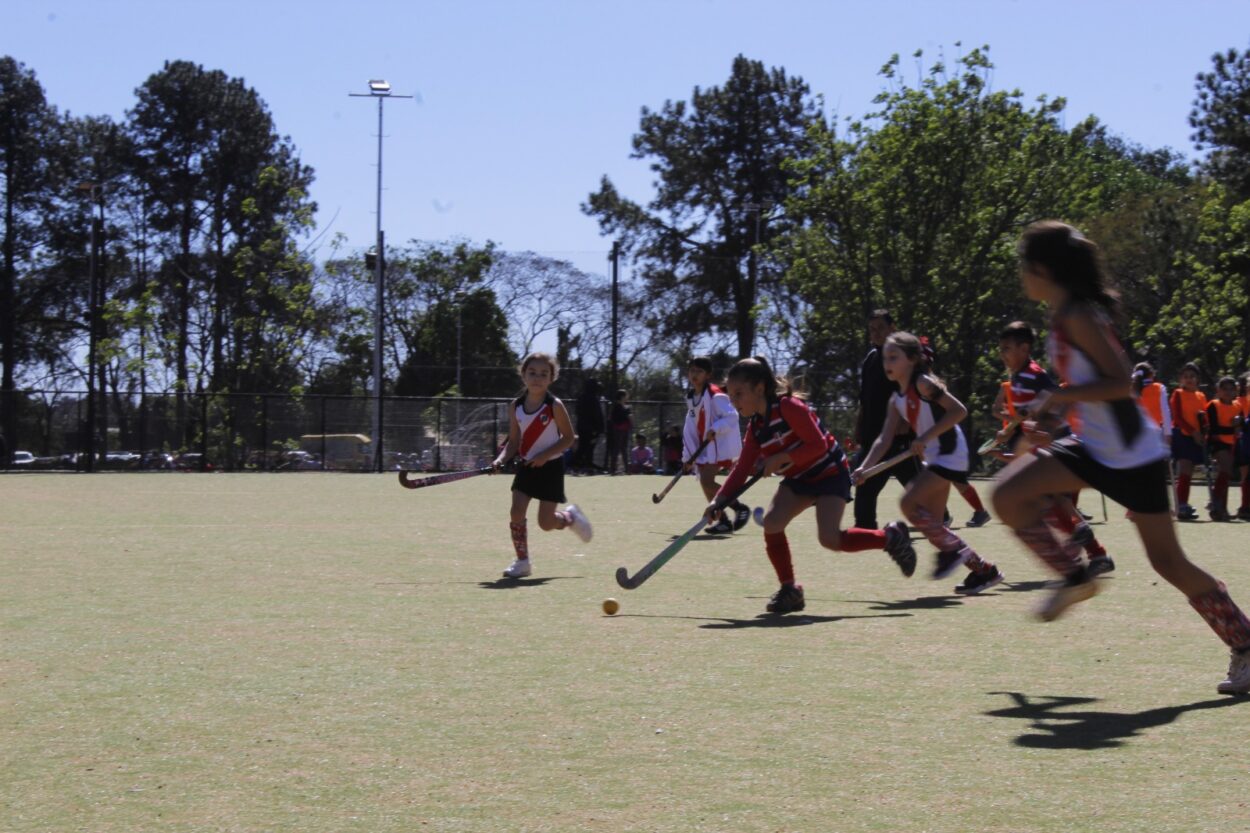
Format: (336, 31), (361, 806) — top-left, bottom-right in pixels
(3, 471), (1249, 832)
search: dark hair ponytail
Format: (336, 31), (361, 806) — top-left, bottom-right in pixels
(1018, 221), (1118, 313)
(727, 356), (800, 402)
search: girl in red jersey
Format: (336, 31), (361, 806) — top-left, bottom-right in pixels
(491, 352), (592, 579)
(992, 221), (1250, 694)
(854, 332), (1005, 594)
(708, 357), (917, 615)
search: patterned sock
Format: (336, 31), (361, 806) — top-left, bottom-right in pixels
(837, 528), (886, 552)
(964, 551), (995, 573)
(763, 531), (796, 585)
(1085, 539), (1108, 558)
(1013, 521), (1082, 576)
(509, 520), (528, 559)
(1189, 583), (1250, 651)
(906, 506), (964, 552)
(1177, 474), (1191, 505)
(960, 484), (985, 512)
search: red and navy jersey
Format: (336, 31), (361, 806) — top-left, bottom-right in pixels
(1008, 360), (1057, 414)
(719, 396), (845, 497)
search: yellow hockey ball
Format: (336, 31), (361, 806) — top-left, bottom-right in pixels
(602, 598), (620, 615)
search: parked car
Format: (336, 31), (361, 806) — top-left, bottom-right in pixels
(11, 450), (35, 467)
(174, 453), (214, 472)
(142, 451), (176, 470)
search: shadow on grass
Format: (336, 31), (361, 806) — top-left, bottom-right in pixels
(477, 576), (583, 589)
(847, 595), (965, 612)
(984, 690), (1248, 749)
(613, 611), (911, 629)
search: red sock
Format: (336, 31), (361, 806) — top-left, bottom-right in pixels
(1045, 506), (1077, 534)
(1013, 521), (1082, 576)
(764, 531), (796, 585)
(960, 485), (985, 512)
(1216, 473), (1230, 507)
(837, 528), (886, 552)
(509, 519), (528, 559)
(1178, 474), (1191, 505)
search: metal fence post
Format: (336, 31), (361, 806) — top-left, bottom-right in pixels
(319, 396), (327, 471)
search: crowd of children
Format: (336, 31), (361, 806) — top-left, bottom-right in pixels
(474, 220), (1249, 696)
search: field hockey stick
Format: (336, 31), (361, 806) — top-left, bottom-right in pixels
(616, 471), (764, 590)
(398, 467), (494, 490)
(652, 436), (713, 504)
(857, 449), (916, 481)
(977, 414), (1027, 456)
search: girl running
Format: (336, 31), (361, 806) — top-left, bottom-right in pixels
(853, 333), (1005, 595)
(992, 220), (1250, 694)
(709, 357), (917, 615)
(491, 352), (593, 578)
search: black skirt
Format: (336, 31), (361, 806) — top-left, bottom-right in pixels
(511, 457), (567, 503)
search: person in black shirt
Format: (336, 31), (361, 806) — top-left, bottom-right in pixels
(852, 309), (922, 529)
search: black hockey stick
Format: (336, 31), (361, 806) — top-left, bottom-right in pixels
(651, 436), (713, 504)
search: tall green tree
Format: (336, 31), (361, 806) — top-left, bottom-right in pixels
(583, 55), (822, 358)
(0, 56), (60, 460)
(782, 47), (1181, 416)
(1190, 44), (1250, 199)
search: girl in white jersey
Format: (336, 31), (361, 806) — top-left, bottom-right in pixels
(853, 332), (1004, 594)
(491, 352), (592, 579)
(992, 221), (1250, 694)
(684, 356), (749, 533)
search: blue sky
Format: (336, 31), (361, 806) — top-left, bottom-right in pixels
(7, 0), (1250, 281)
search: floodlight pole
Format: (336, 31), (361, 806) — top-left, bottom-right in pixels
(350, 81), (413, 473)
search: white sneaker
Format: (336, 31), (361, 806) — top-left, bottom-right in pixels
(564, 504), (594, 543)
(1218, 649), (1250, 695)
(1037, 572), (1099, 621)
(502, 558), (532, 579)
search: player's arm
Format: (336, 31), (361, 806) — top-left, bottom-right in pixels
(854, 403), (900, 480)
(493, 409), (521, 470)
(708, 389), (740, 438)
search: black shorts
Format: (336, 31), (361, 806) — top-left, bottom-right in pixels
(925, 464), (968, 485)
(511, 457), (567, 503)
(1171, 430), (1204, 464)
(784, 469), (853, 502)
(1040, 435), (1170, 514)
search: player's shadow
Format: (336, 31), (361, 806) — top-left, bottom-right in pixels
(476, 576), (581, 589)
(696, 612), (912, 629)
(983, 690), (1247, 749)
(848, 595), (966, 612)
(994, 580), (1055, 594)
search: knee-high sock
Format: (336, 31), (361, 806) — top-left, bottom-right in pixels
(1013, 521), (1082, 575)
(764, 531), (796, 585)
(907, 506), (992, 570)
(1045, 506), (1077, 534)
(1241, 472), (1250, 509)
(1177, 473), (1192, 505)
(1216, 472), (1230, 508)
(838, 528), (885, 552)
(509, 519), (528, 559)
(958, 483), (985, 512)
(1189, 583), (1250, 651)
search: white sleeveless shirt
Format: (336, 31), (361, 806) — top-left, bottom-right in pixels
(515, 394), (561, 461)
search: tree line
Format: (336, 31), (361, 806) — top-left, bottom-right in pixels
(3, 44), (1250, 460)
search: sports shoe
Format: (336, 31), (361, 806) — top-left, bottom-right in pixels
(1036, 569), (1099, 622)
(732, 504), (751, 531)
(1086, 555), (1116, 576)
(1209, 506), (1232, 522)
(955, 566), (1004, 595)
(965, 509), (992, 528)
(564, 504), (594, 542)
(1177, 504), (1199, 521)
(1077, 508), (1094, 521)
(883, 520), (917, 578)
(1217, 648), (1250, 695)
(1237, 506), (1250, 521)
(933, 548), (969, 580)
(766, 583), (806, 614)
(707, 518), (734, 535)
(1069, 522), (1094, 548)
(502, 558), (532, 579)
